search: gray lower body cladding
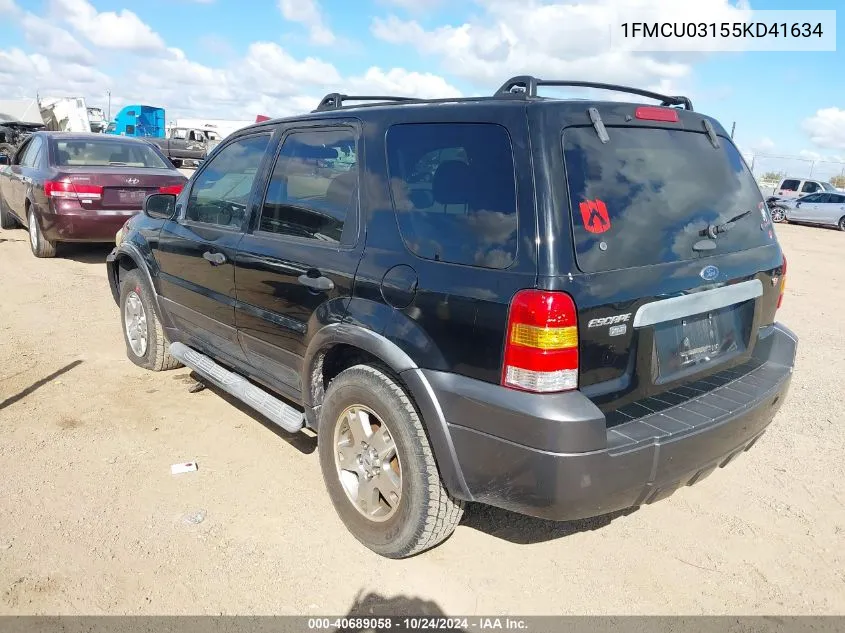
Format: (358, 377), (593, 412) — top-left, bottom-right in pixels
(423, 323), (797, 521)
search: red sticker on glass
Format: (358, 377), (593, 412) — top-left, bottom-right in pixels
(579, 199), (611, 234)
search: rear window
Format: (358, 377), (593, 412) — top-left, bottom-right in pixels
(386, 123), (518, 269)
(562, 127), (773, 273)
(53, 139), (169, 169)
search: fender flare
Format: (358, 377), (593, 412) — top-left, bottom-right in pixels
(303, 323), (473, 501)
(106, 243), (166, 323)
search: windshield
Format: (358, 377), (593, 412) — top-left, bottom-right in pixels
(821, 181), (837, 192)
(53, 139), (169, 169)
(562, 126), (775, 273)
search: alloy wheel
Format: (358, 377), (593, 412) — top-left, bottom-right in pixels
(333, 404), (402, 522)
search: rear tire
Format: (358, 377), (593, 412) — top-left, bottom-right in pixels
(119, 269), (181, 372)
(770, 206), (787, 223)
(0, 190), (18, 229)
(838, 216), (845, 231)
(27, 210), (56, 258)
(318, 364), (464, 559)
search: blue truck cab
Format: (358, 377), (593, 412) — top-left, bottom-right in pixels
(105, 105), (165, 138)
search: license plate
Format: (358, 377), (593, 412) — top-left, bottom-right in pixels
(653, 303), (752, 381)
(117, 189), (148, 204)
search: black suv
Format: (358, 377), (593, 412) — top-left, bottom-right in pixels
(107, 76), (797, 558)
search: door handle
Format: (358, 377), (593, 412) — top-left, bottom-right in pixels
(298, 273), (334, 291)
(203, 251), (226, 265)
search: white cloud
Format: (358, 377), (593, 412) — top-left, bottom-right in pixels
(21, 13), (97, 67)
(278, 0), (335, 45)
(1, 0), (20, 14)
(378, 0), (444, 12)
(371, 0), (753, 91)
(802, 108), (845, 151)
(51, 0), (166, 52)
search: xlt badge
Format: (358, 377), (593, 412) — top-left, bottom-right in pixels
(587, 313), (631, 328)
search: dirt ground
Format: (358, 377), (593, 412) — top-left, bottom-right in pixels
(0, 221), (843, 616)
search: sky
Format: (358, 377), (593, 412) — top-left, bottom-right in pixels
(1, 0), (843, 179)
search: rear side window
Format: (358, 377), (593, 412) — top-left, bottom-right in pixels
(801, 181), (820, 193)
(386, 123), (518, 269)
(780, 179), (799, 191)
(563, 127), (773, 273)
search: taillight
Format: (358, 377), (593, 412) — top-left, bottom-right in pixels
(634, 106), (679, 122)
(502, 289), (579, 393)
(777, 254), (787, 309)
(159, 184), (184, 195)
(45, 180), (103, 200)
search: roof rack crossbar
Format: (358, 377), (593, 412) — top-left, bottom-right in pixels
(314, 93), (421, 112)
(494, 76), (694, 111)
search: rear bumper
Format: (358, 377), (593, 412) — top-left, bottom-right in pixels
(419, 323), (797, 521)
(41, 209), (137, 242)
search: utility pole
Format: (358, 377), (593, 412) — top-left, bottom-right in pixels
(809, 161), (815, 177)
(107, 91), (111, 121)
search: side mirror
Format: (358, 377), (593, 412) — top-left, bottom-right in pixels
(796, 202), (802, 208)
(144, 193), (177, 220)
(0, 153), (10, 166)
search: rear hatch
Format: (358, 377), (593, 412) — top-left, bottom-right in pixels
(58, 167), (186, 211)
(532, 102), (785, 415)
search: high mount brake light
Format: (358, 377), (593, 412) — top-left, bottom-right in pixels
(634, 106), (679, 123)
(44, 180), (103, 200)
(502, 290), (579, 393)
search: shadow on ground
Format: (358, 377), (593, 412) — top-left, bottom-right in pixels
(0, 360), (83, 411)
(58, 243), (114, 265)
(341, 591), (463, 631)
(183, 371), (317, 455)
(460, 501), (635, 545)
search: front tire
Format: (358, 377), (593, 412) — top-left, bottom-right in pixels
(27, 210), (56, 257)
(838, 216), (845, 232)
(119, 269), (180, 372)
(770, 206), (787, 223)
(318, 364), (464, 559)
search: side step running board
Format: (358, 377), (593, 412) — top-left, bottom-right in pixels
(169, 342), (305, 434)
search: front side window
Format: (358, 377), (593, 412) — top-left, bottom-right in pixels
(257, 128), (358, 244)
(185, 134), (270, 228)
(385, 123), (518, 269)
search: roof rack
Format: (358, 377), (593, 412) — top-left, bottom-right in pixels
(314, 93), (421, 112)
(494, 76), (694, 111)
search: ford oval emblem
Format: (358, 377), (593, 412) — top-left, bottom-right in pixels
(700, 265), (719, 281)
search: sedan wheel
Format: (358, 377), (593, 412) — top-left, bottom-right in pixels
(27, 211), (57, 258)
(770, 207), (786, 223)
(123, 290), (149, 357)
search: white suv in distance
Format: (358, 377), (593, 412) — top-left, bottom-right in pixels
(775, 177), (838, 199)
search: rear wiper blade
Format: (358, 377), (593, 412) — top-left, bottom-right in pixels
(699, 209), (752, 239)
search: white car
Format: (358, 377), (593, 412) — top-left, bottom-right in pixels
(772, 191), (845, 230)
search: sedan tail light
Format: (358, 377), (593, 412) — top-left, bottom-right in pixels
(502, 289), (579, 393)
(159, 184), (184, 195)
(45, 180), (103, 200)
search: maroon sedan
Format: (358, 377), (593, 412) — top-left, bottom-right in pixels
(0, 132), (186, 257)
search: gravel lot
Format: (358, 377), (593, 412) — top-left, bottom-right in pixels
(0, 221), (843, 616)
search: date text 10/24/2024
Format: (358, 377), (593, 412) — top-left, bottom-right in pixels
(307, 617), (528, 630)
